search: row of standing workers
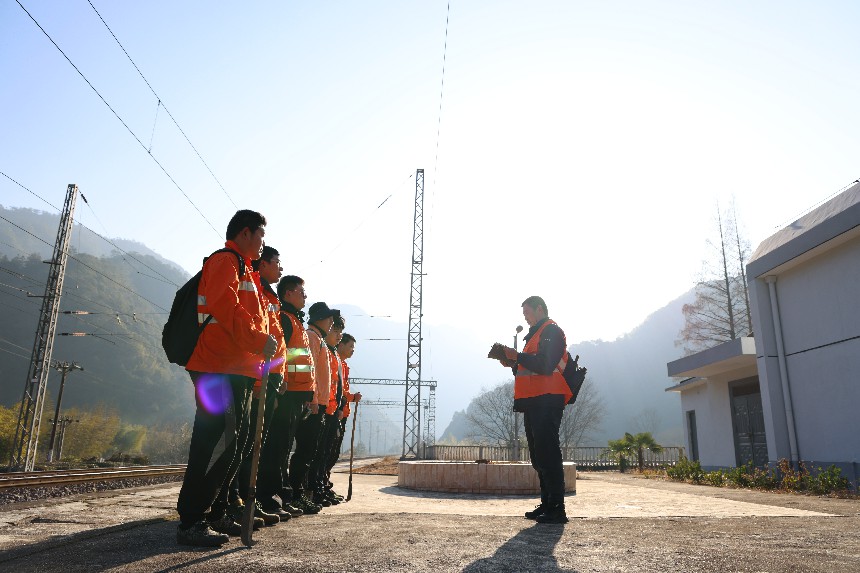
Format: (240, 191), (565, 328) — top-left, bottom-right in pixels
(175, 209), (361, 547)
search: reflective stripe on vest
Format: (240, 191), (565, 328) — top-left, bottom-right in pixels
(513, 319), (572, 401)
(196, 295), (217, 325)
(239, 280), (257, 292)
(284, 312), (315, 392)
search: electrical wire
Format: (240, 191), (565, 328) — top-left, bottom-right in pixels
(85, 0), (240, 210)
(0, 214), (168, 311)
(13, 0), (220, 237)
(0, 335), (34, 353)
(0, 171), (61, 212)
(0, 346), (30, 360)
(1, 171), (182, 288)
(298, 171), (415, 272)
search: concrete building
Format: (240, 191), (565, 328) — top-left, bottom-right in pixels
(667, 181), (860, 485)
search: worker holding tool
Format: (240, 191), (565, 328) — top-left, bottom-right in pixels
(488, 295), (572, 525)
(176, 210), (277, 547)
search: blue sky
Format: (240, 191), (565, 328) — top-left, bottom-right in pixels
(3, 0), (859, 355)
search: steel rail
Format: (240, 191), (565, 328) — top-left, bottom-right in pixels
(0, 464), (186, 489)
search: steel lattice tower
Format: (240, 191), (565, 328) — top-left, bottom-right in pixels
(402, 168), (424, 458)
(9, 184), (79, 471)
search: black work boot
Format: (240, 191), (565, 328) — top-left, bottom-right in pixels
(524, 503), (548, 520)
(535, 502), (568, 524)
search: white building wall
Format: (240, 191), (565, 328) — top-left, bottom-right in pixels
(679, 379), (735, 469)
(750, 232), (860, 469)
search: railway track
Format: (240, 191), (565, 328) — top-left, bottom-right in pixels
(0, 464), (186, 489)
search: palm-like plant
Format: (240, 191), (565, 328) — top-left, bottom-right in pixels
(606, 432), (664, 472)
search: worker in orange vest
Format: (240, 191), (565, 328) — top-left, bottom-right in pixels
(177, 209), (277, 547)
(310, 313), (346, 506)
(288, 301), (336, 513)
(494, 295), (571, 524)
(326, 332), (361, 499)
(256, 274), (316, 518)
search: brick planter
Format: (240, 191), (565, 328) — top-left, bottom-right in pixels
(397, 460), (577, 495)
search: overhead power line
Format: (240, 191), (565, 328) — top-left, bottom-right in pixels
(2, 171), (182, 288)
(0, 214), (168, 311)
(86, 0), (239, 210)
(13, 0), (220, 237)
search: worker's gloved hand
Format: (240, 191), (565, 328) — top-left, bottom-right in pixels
(501, 345), (517, 362)
(263, 335), (278, 359)
(268, 373), (285, 394)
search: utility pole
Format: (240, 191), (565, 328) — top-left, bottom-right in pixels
(53, 416), (78, 462)
(402, 168), (424, 459)
(46, 361), (83, 462)
(9, 184), (79, 471)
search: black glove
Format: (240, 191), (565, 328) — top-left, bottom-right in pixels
(267, 373), (284, 393)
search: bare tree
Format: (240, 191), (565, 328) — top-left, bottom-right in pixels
(677, 203), (753, 354)
(465, 382), (519, 447)
(630, 407), (662, 437)
(465, 378), (605, 450)
(559, 380), (605, 448)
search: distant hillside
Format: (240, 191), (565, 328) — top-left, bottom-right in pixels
(439, 289), (694, 446)
(0, 209), (195, 425)
(0, 205), (186, 273)
(571, 289), (694, 444)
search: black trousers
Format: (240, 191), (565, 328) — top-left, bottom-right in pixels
(176, 373), (253, 525)
(231, 378), (278, 502)
(310, 413), (340, 492)
(325, 418), (348, 488)
(289, 410), (324, 494)
(523, 404), (565, 504)
(257, 391), (304, 506)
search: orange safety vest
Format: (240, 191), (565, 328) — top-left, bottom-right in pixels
(514, 319), (572, 402)
(253, 284), (286, 390)
(283, 311), (315, 393)
(342, 360), (352, 417)
(327, 347), (342, 414)
(187, 241), (270, 379)
(307, 326), (331, 407)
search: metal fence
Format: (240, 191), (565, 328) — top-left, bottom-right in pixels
(425, 445), (686, 469)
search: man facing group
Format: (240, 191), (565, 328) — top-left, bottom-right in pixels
(176, 210), (361, 547)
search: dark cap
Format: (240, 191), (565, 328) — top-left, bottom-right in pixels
(308, 301), (336, 323)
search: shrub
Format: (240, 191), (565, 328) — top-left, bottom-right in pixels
(704, 470), (725, 487)
(667, 456), (704, 483)
(808, 465), (851, 495)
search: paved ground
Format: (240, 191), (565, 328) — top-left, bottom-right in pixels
(0, 464), (857, 572)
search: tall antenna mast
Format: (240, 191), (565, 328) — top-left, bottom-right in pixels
(9, 184), (78, 470)
(402, 169), (424, 458)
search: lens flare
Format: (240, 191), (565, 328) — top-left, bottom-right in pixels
(196, 374), (232, 415)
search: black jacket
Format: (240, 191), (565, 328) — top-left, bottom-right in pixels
(513, 317), (567, 412)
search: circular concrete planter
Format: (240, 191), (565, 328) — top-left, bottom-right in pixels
(397, 460), (577, 495)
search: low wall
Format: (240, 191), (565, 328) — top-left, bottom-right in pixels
(398, 460), (577, 495)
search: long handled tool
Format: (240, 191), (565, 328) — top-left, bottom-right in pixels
(345, 401), (359, 502)
(241, 360), (270, 547)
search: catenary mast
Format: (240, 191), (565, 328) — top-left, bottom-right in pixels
(9, 184), (79, 471)
(402, 169), (424, 458)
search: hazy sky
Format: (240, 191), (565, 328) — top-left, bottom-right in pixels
(3, 0), (859, 362)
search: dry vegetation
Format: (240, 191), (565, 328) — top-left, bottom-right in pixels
(351, 456), (400, 475)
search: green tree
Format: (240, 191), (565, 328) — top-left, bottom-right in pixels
(142, 422), (191, 464)
(606, 432), (664, 472)
(0, 404), (17, 464)
(60, 404), (121, 460)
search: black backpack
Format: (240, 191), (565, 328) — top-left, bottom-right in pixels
(561, 353), (587, 405)
(161, 248), (245, 366)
